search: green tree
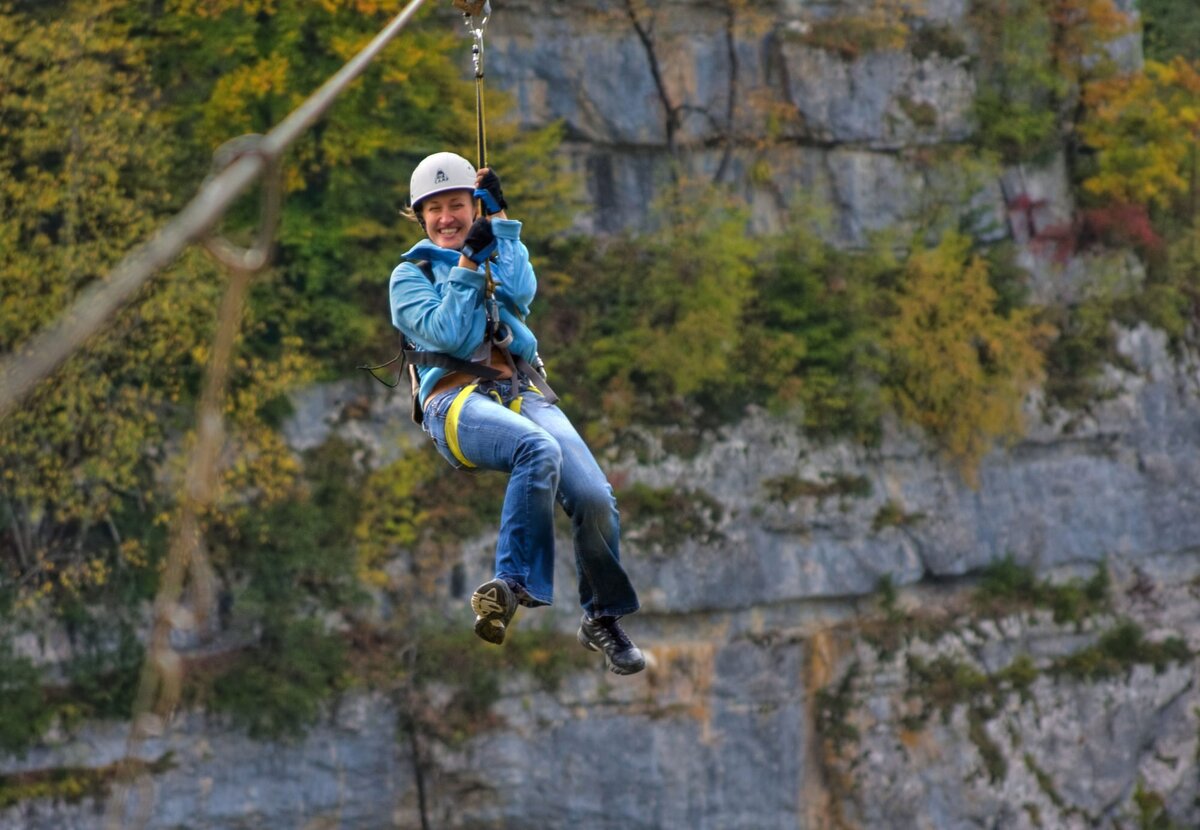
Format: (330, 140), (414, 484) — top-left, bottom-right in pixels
(1140, 0), (1200, 63)
(579, 183), (758, 414)
(742, 215), (894, 440)
(969, 0), (1132, 163)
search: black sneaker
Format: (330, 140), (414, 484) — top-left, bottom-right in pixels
(471, 578), (517, 645)
(577, 615), (646, 675)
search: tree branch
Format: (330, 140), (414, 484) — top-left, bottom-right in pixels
(713, 1), (740, 185)
(4, 497), (32, 572)
(623, 0), (680, 160)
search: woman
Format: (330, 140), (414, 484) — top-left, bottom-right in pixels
(389, 151), (644, 675)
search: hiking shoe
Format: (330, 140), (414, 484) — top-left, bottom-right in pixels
(471, 578), (517, 645)
(577, 615), (645, 675)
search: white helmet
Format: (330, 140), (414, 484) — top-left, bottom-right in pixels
(409, 152), (476, 210)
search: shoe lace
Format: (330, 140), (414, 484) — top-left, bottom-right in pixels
(596, 616), (632, 650)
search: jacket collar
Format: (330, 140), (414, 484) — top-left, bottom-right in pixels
(402, 239), (462, 267)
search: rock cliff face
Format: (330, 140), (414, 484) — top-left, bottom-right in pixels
(6, 328), (1199, 828)
(6, 1), (1200, 828)
(490, 0), (994, 239)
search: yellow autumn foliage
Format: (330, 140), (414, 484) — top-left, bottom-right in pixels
(1081, 57), (1200, 212)
(884, 232), (1054, 482)
(0, 2), (310, 607)
(1050, 0), (1135, 79)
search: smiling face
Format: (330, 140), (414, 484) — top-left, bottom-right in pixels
(419, 190), (475, 250)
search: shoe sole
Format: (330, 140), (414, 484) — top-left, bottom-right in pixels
(577, 626), (645, 676)
(472, 579), (515, 645)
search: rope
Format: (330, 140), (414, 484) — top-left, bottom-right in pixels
(103, 144), (284, 829)
(0, 0), (432, 422)
(459, 2), (497, 298)
(466, 4), (490, 167)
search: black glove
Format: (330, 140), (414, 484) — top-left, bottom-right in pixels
(473, 169), (507, 216)
(461, 217), (497, 264)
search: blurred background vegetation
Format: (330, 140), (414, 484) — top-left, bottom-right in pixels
(0, 0), (1197, 759)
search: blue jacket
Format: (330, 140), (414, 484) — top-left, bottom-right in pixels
(389, 218), (539, 407)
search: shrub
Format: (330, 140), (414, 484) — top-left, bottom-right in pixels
(973, 555), (1110, 622)
(617, 483), (724, 549)
(763, 473), (872, 503)
(210, 619), (347, 740)
(969, 0), (1131, 164)
(0, 643), (48, 755)
(1053, 619), (1192, 680)
(969, 0), (1067, 163)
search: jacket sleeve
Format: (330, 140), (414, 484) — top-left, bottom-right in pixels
(489, 218), (536, 319)
(389, 261), (487, 357)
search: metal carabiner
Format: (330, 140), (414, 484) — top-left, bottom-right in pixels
(492, 323), (514, 350)
(459, 1), (490, 79)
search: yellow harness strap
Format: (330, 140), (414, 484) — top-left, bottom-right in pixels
(445, 383), (546, 467)
(446, 383), (479, 468)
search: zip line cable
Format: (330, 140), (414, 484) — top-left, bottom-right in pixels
(0, 0), (431, 422)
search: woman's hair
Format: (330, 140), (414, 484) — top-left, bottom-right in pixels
(400, 203), (424, 227)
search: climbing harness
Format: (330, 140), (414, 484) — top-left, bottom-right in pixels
(444, 377), (544, 468)
(361, 259), (557, 426)
(362, 0), (560, 430)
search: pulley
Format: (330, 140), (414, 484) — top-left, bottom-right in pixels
(452, 0), (489, 15)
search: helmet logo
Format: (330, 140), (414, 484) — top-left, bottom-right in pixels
(434, 169), (448, 184)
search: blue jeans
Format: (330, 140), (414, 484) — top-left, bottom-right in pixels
(422, 379), (640, 619)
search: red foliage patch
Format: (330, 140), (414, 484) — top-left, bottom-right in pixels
(1080, 202), (1164, 254)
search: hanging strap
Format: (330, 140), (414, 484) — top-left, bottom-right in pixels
(513, 354), (557, 406)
